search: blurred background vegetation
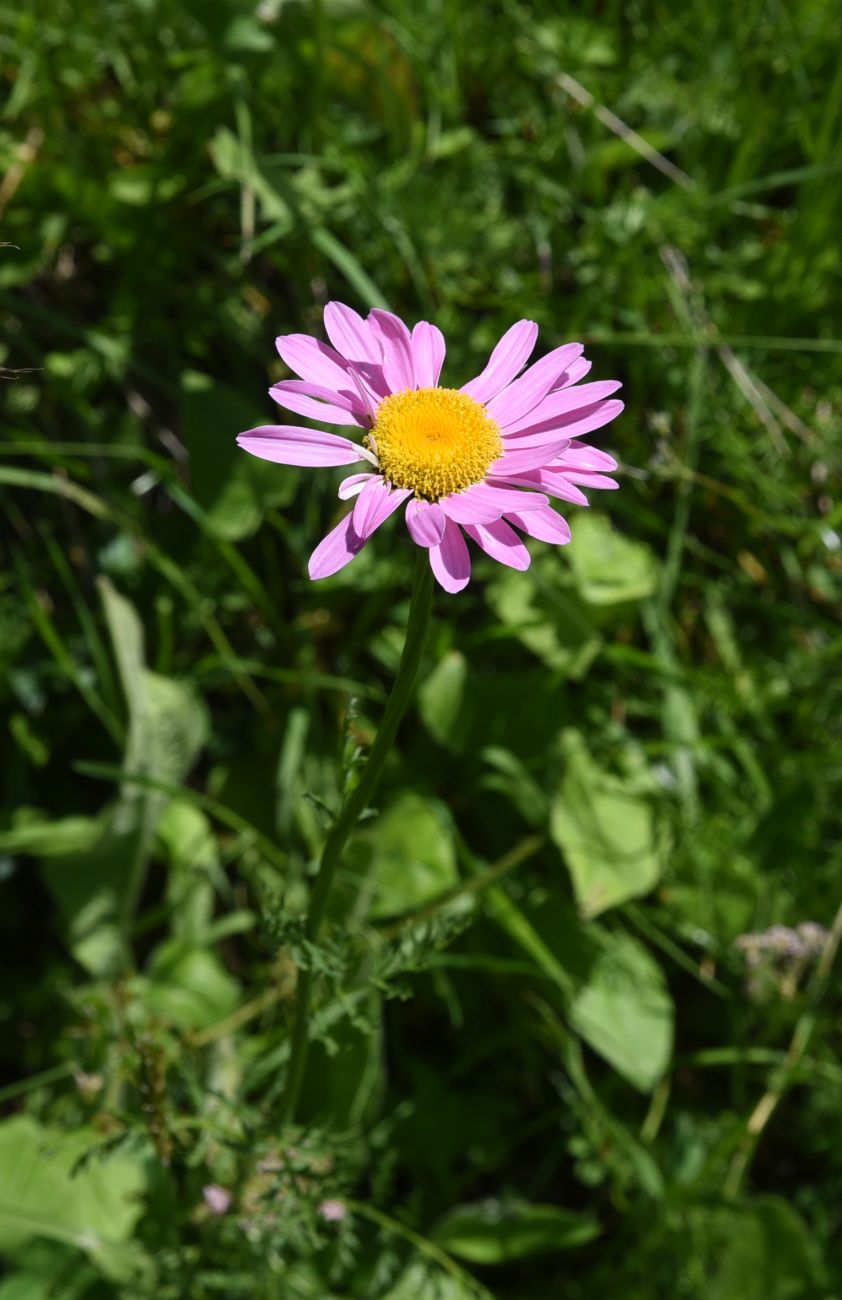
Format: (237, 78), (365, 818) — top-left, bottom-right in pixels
(2, 0), (842, 1295)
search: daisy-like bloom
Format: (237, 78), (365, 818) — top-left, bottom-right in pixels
(237, 305), (622, 593)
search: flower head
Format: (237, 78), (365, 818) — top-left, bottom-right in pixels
(317, 1198), (348, 1222)
(202, 1184), (233, 1216)
(237, 305), (622, 593)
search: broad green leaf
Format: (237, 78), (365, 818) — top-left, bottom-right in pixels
(418, 651), (469, 751)
(0, 1241), (99, 1300)
(570, 929), (673, 1091)
(352, 793), (458, 919)
(380, 1261), (477, 1300)
(568, 512), (658, 606)
(42, 582), (207, 974)
(0, 1117), (147, 1282)
(419, 660), (564, 758)
(434, 1199), (600, 1264)
(142, 943), (239, 1031)
(684, 1197), (821, 1300)
(486, 560), (602, 675)
(551, 729), (666, 917)
(489, 889), (673, 1091)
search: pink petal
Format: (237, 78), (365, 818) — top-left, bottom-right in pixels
(555, 357), (592, 388)
(460, 320), (538, 404)
(551, 441), (619, 472)
(269, 380), (365, 427)
(345, 368), (383, 421)
(411, 321), (446, 388)
(308, 512), (367, 580)
(368, 309), (415, 392)
(556, 471), (619, 491)
(323, 301), (382, 364)
(489, 442), (569, 475)
(506, 506), (572, 545)
(501, 398), (625, 446)
(489, 471), (590, 508)
(338, 472), (376, 500)
(352, 478), (412, 539)
(464, 519), (531, 571)
(440, 482), (549, 525)
(486, 343), (584, 428)
(501, 380), (622, 437)
(237, 425), (366, 467)
(429, 519), (471, 593)
(275, 333), (353, 394)
(405, 498), (446, 547)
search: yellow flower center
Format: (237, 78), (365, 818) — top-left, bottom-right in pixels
(369, 387), (503, 501)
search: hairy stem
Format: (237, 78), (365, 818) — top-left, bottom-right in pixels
(279, 548), (435, 1126)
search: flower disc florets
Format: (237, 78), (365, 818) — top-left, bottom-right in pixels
(369, 387), (503, 500)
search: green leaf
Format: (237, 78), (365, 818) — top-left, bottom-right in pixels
(157, 801), (220, 944)
(301, 990), (384, 1128)
(380, 1261), (477, 1300)
(42, 582), (208, 974)
(352, 793), (458, 920)
(684, 1197), (822, 1300)
(568, 512), (658, 606)
(419, 659), (564, 758)
(179, 373), (295, 541)
(570, 929), (673, 1091)
(434, 1199), (600, 1264)
(551, 729), (666, 917)
(0, 1240), (100, 1300)
(490, 889), (673, 1091)
(0, 810), (101, 858)
(486, 559), (602, 675)
(142, 943), (239, 1031)
(207, 128), (293, 227)
(418, 651), (469, 751)
(0, 1117), (148, 1282)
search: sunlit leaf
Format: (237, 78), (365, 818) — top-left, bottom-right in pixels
(568, 512), (658, 606)
(351, 793), (458, 919)
(0, 1117), (148, 1282)
(434, 1198), (600, 1264)
(570, 929), (674, 1091)
(551, 729), (666, 917)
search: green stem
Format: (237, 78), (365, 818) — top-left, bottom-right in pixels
(279, 549), (435, 1126)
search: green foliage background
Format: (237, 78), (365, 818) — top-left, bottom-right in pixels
(2, 0), (841, 1294)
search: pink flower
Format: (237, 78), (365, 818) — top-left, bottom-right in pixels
(237, 305), (622, 594)
(202, 1184), (233, 1215)
(317, 1198), (348, 1222)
